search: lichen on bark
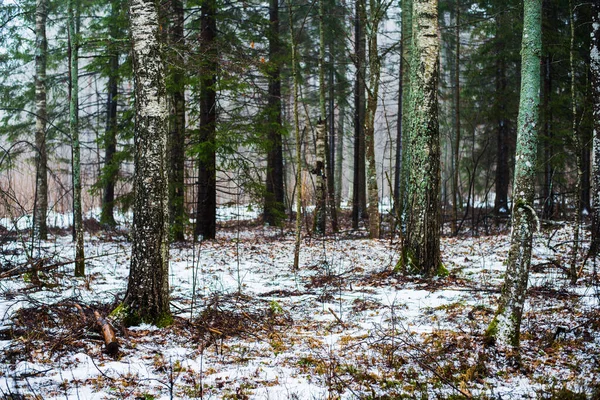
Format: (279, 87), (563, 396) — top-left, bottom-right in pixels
(403, 0), (441, 277)
(122, 0), (171, 327)
(487, 0), (542, 350)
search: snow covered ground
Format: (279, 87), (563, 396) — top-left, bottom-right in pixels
(0, 212), (598, 399)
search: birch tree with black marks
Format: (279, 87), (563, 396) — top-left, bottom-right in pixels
(34, 0), (48, 241)
(591, 1), (600, 256)
(486, 0), (541, 349)
(122, 0), (172, 326)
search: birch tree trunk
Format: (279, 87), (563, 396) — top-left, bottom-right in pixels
(68, 0), (85, 277)
(264, 0), (285, 226)
(591, 1), (600, 256)
(195, 0), (217, 240)
(402, 0), (441, 276)
(34, 0), (48, 240)
(123, 0), (171, 327)
(314, 120), (327, 234)
(168, 0), (186, 241)
(486, 0), (541, 349)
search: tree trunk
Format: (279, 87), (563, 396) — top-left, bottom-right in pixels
(352, 0), (367, 229)
(401, 0), (441, 277)
(542, 52), (554, 220)
(34, 0), (48, 241)
(195, 0), (217, 240)
(452, 0), (461, 235)
(591, 0), (600, 256)
(364, 0), (384, 239)
(486, 0), (541, 349)
(327, 50), (338, 232)
(494, 12), (510, 216)
(68, 0), (85, 277)
(100, 0), (121, 227)
(168, 0), (186, 241)
(289, 0), (302, 270)
(123, 0), (171, 327)
(398, 0), (412, 234)
(569, 0), (581, 284)
(314, 120), (327, 234)
(335, 103), (344, 209)
(264, 0), (285, 226)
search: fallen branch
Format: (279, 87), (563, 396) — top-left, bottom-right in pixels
(94, 310), (119, 355)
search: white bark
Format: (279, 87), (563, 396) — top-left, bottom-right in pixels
(123, 0), (171, 326)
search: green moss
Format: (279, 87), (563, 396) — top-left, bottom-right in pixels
(435, 262), (449, 277)
(155, 312), (174, 328)
(110, 303), (171, 327)
(483, 316), (498, 346)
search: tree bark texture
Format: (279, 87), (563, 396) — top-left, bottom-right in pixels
(314, 121), (327, 234)
(352, 0), (367, 229)
(69, 0), (85, 277)
(486, 0), (541, 349)
(364, 0), (383, 239)
(590, 2), (600, 256)
(402, 0), (441, 276)
(452, 0), (460, 235)
(168, 0), (186, 241)
(494, 12), (510, 216)
(124, 0), (171, 326)
(264, 0), (285, 226)
(195, 0), (217, 240)
(542, 51), (554, 220)
(34, 0), (48, 240)
(100, 0), (121, 227)
(398, 0), (412, 233)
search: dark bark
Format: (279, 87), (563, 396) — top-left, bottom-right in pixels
(494, 14), (510, 216)
(100, 0), (120, 227)
(168, 0), (186, 241)
(352, 0), (366, 229)
(264, 0), (285, 226)
(542, 52), (555, 219)
(591, 0), (600, 256)
(327, 51), (338, 232)
(195, 0), (217, 240)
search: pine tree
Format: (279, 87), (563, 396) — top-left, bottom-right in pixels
(168, 0), (186, 241)
(195, 0), (217, 241)
(486, 0), (542, 349)
(263, 0), (285, 227)
(123, 0), (172, 326)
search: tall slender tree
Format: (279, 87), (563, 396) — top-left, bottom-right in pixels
(401, 0), (441, 276)
(264, 0), (285, 226)
(352, 0), (367, 230)
(486, 0), (541, 349)
(100, 0), (122, 227)
(168, 0), (186, 241)
(590, 0), (600, 256)
(398, 0), (412, 232)
(195, 0), (217, 240)
(68, 0), (85, 277)
(34, 0), (48, 240)
(123, 0), (172, 326)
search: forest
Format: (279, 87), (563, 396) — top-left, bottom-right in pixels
(0, 0), (599, 398)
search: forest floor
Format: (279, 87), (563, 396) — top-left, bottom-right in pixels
(0, 209), (599, 399)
